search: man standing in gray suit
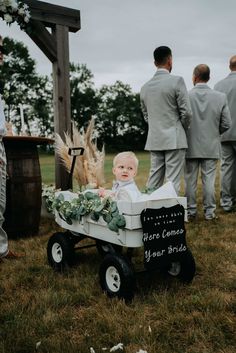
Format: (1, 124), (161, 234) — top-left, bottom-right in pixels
(140, 46), (192, 195)
(214, 56), (236, 212)
(185, 64), (231, 220)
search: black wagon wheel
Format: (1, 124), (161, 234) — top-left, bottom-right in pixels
(99, 253), (136, 301)
(96, 239), (123, 256)
(164, 249), (196, 283)
(47, 232), (75, 272)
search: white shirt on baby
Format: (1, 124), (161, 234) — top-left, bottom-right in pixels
(112, 179), (141, 201)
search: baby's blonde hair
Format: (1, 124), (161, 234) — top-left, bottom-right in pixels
(113, 151), (139, 169)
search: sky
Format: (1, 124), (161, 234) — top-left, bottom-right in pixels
(0, 0), (235, 92)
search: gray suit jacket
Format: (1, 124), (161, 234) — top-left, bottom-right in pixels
(214, 72), (236, 142)
(186, 84), (231, 159)
(140, 70), (192, 151)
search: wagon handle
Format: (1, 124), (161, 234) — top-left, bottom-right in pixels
(67, 147), (85, 190)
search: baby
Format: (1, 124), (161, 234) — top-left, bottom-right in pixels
(99, 151), (141, 201)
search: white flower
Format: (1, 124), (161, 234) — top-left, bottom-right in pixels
(4, 13), (13, 23)
(0, 4), (7, 12)
(2, 0), (10, 7)
(136, 350), (148, 353)
(24, 9), (30, 18)
(148, 325), (152, 333)
(35, 341), (41, 350)
(90, 348), (96, 353)
(9, 0), (18, 11)
(17, 7), (25, 16)
(110, 343), (124, 352)
(22, 3), (29, 11)
(24, 15), (30, 23)
(1, 0), (16, 12)
(1, 0), (31, 28)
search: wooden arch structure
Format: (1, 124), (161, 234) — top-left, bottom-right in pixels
(23, 0), (81, 189)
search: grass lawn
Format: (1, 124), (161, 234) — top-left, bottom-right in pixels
(39, 152), (151, 188)
(0, 153), (235, 353)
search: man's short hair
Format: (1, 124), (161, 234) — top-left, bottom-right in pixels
(193, 64), (210, 82)
(153, 46), (172, 65)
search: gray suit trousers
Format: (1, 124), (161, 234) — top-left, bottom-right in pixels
(185, 159), (217, 218)
(0, 141), (8, 258)
(220, 142), (236, 210)
(147, 149), (186, 195)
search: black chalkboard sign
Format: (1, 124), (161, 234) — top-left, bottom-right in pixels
(140, 204), (187, 270)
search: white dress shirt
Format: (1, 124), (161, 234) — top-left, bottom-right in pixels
(112, 179), (141, 201)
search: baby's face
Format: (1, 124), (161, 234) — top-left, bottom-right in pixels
(113, 156), (137, 182)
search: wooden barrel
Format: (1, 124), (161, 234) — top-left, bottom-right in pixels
(3, 136), (53, 238)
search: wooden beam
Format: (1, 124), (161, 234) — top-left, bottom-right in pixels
(52, 24), (72, 190)
(22, 0), (81, 189)
(24, 0), (80, 32)
(26, 19), (57, 62)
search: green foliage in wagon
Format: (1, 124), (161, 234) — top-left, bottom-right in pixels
(44, 188), (126, 232)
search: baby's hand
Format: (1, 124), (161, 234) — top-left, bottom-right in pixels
(98, 188), (115, 199)
(98, 188), (106, 198)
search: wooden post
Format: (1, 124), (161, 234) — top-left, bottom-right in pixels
(52, 25), (71, 190)
(23, 0), (80, 190)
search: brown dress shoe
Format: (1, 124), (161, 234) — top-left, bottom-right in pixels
(4, 250), (25, 259)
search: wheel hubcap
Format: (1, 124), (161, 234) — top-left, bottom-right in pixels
(102, 244), (110, 253)
(51, 242), (63, 263)
(106, 266), (121, 292)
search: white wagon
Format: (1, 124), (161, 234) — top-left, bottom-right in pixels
(47, 190), (196, 301)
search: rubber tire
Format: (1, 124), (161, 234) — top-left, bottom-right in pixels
(99, 253), (136, 301)
(96, 240), (123, 256)
(165, 249), (196, 283)
(47, 232), (75, 272)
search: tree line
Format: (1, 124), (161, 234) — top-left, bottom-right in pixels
(0, 37), (147, 151)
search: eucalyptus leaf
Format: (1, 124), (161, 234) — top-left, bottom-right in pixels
(111, 209), (119, 217)
(61, 201), (71, 210)
(91, 211), (100, 221)
(71, 198), (80, 205)
(108, 221), (119, 233)
(65, 209), (72, 217)
(65, 217), (73, 225)
(110, 202), (118, 213)
(116, 215), (126, 228)
(84, 191), (96, 200)
(71, 210), (80, 220)
(46, 188), (126, 233)
(57, 193), (65, 201)
(77, 193), (85, 201)
(95, 204), (105, 213)
(103, 213), (112, 223)
(78, 205), (87, 215)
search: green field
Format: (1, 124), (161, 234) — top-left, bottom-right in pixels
(39, 152), (151, 189)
